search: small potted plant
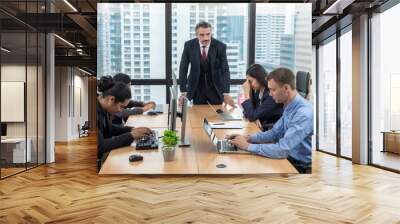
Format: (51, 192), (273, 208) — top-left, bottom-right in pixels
(162, 130), (179, 162)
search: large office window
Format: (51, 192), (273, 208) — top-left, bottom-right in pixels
(255, 4), (312, 74)
(97, 3), (312, 105)
(371, 3), (400, 171)
(317, 37), (337, 154)
(339, 28), (352, 158)
(98, 3), (166, 103)
(171, 3), (248, 103)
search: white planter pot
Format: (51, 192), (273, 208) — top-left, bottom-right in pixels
(162, 146), (176, 161)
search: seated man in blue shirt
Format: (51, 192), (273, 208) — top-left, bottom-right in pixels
(227, 67), (314, 173)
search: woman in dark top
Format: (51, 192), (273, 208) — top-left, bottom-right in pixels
(241, 64), (283, 131)
(97, 76), (151, 170)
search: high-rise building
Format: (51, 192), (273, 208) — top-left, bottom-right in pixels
(216, 15), (247, 101)
(98, 4), (165, 102)
(255, 5), (286, 70)
(255, 4), (311, 75)
(217, 15), (245, 60)
(280, 34), (295, 71)
(293, 4), (312, 73)
(225, 42), (244, 102)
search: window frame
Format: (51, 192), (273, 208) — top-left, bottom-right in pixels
(315, 24), (353, 161)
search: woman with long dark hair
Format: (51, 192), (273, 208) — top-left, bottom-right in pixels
(97, 76), (151, 169)
(241, 64), (283, 131)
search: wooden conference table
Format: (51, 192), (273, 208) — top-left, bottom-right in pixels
(99, 105), (298, 175)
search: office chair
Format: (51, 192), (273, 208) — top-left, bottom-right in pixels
(255, 120), (274, 132)
(296, 71), (312, 100)
(78, 121), (90, 138)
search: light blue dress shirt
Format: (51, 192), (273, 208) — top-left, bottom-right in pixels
(247, 94), (314, 165)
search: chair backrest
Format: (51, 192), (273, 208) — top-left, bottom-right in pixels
(82, 121), (90, 130)
(296, 71), (311, 99)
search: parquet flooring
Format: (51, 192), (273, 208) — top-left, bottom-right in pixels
(1, 135), (400, 223)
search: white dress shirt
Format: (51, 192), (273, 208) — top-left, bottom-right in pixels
(198, 40), (211, 57)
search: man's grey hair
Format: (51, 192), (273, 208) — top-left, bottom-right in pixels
(195, 21), (212, 32)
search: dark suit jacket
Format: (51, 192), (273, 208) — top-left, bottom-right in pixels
(97, 101), (133, 163)
(241, 89), (283, 130)
(179, 38), (230, 100)
(126, 100), (144, 108)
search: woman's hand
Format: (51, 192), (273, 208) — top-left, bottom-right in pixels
(131, 127), (152, 140)
(242, 80), (250, 100)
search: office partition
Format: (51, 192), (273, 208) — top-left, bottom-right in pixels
(0, 1), (47, 179)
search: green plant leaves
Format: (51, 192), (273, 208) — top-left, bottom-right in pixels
(162, 130), (179, 147)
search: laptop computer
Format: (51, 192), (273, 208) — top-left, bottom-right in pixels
(203, 118), (249, 154)
(207, 101), (241, 121)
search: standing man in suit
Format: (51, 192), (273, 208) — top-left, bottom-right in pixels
(179, 21), (235, 107)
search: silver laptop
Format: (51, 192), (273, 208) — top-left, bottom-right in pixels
(203, 118), (249, 154)
(207, 102), (241, 121)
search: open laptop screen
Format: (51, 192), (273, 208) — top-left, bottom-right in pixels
(203, 118), (219, 147)
(203, 118), (213, 137)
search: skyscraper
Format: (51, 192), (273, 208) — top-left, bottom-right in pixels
(98, 3), (165, 102)
(293, 4), (312, 73)
(255, 5), (286, 70)
(255, 4), (311, 74)
(280, 34), (295, 71)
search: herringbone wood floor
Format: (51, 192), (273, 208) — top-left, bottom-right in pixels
(1, 135), (400, 224)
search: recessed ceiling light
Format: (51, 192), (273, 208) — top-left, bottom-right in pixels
(54, 34), (75, 48)
(78, 67), (92, 76)
(1, 47), (11, 53)
(323, 0), (354, 15)
(63, 0), (78, 12)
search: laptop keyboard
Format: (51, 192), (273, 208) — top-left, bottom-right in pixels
(136, 131), (159, 150)
(219, 140), (239, 151)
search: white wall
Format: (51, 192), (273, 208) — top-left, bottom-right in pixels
(55, 66), (68, 141)
(71, 73), (89, 138)
(54, 67), (89, 141)
(1, 63), (46, 164)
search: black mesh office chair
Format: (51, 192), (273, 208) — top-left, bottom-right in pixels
(78, 121), (90, 138)
(296, 71), (311, 99)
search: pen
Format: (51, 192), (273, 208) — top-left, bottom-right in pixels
(213, 122), (225, 125)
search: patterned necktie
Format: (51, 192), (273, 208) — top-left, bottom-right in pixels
(201, 46), (207, 61)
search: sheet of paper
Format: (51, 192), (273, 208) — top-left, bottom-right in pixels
(209, 122), (244, 129)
